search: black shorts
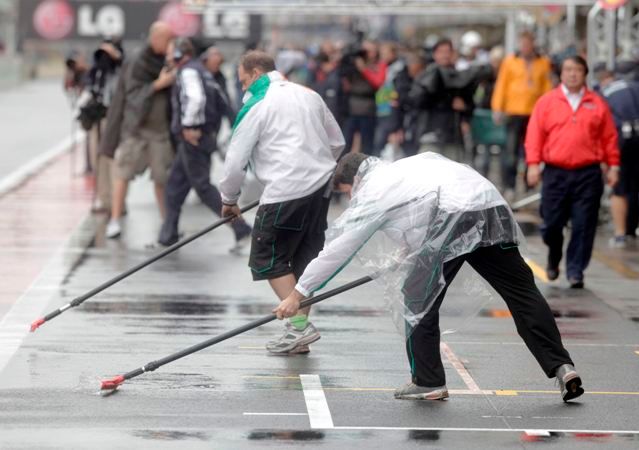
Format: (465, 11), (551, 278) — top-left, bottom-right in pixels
(249, 184), (330, 281)
(613, 137), (639, 197)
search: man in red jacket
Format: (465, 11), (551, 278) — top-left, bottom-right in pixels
(525, 56), (620, 288)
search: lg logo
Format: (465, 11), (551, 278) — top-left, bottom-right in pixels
(77, 4), (125, 37)
(203, 11), (250, 39)
(33, 1), (125, 39)
(30, 0), (254, 41)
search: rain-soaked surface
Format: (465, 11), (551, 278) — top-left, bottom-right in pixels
(1, 176), (639, 449)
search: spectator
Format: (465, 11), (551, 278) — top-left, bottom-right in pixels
(63, 50), (89, 95)
(472, 46), (505, 177)
(100, 21), (176, 239)
(396, 50), (428, 157)
(374, 42), (405, 155)
(525, 56), (620, 288)
(475, 46), (504, 110)
(343, 40), (387, 155)
(492, 31), (553, 200)
(310, 48), (345, 127)
(456, 30), (489, 71)
(406, 38), (476, 161)
(157, 38), (252, 249)
(596, 66), (639, 248)
(81, 39), (124, 209)
(202, 46), (232, 104)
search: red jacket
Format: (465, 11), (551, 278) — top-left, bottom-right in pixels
(525, 87), (620, 169)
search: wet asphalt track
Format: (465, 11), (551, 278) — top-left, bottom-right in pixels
(1, 178), (639, 450)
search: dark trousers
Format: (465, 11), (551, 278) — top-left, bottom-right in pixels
(540, 164), (603, 281)
(615, 137), (639, 236)
(344, 115), (376, 156)
(501, 115), (529, 190)
(158, 135), (251, 246)
(373, 115), (397, 156)
(406, 244), (573, 387)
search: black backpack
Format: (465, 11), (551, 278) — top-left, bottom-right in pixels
(201, 70), (231, 135)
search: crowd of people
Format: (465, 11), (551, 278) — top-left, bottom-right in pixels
(61, 23), (639, 287)
(56, 20), (639, 403)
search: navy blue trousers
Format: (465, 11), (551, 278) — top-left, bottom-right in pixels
(159, 135), (251, 246)
(343, 115), (376, 156)
(540, 164), (603, 281)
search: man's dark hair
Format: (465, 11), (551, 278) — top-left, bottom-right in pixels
(432, 38), (453, 53)
(333, 153), (369, 189)
(406, 50), (428, 67)
(240, 50), (276, 74)
(561, 55), (589, 75)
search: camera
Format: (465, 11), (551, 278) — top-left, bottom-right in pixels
(340, 39), (367, 79)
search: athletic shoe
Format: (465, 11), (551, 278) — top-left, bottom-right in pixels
(394, 382), (449, 400)
(555, 364), (584, 402)
(229, 228), (252, 255)
(546, 267), (560, 281)
(609, 236), (627, 249)
(569, 278), (584, 289)
(105, 219), (122, 239)
(289, 344), (310, 354)
(269, 344), (311, 356)
(266, 321), (321, 354)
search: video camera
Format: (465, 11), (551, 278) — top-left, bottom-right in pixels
(340, 31), (367, 79)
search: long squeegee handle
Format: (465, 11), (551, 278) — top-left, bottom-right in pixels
(119, 275), (374, 382)
(31, 200), (259, 332)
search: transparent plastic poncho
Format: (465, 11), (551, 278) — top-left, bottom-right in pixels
(325, 153), (522, 338)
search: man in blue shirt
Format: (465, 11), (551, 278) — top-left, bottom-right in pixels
(597, 66), (639, 247)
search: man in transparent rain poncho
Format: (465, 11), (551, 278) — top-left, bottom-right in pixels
(274, 152), (584, 402)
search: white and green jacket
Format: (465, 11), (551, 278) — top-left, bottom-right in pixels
(220, 71), (345, 205)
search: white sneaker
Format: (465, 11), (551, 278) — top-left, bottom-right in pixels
(229, 233), (251, 255)
(266, 322), (320, 354)
(105, 219), (122, 239)
(609, 236), (627, 249)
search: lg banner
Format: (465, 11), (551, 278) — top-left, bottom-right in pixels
(19, 0), (262, 42)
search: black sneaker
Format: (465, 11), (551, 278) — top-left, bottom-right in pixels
(546, 267), (560, 281)
(555, 364), (584, 402)
(569, 278), (584, 289)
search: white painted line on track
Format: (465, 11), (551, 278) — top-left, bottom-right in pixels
(440, 342), (482, 393)
(300, 374), (334, 429)
(330, 426), (639, 434)
(0, 132), (84, 196)
(525, 430), (551, 437)
(244, 413), (308, 416)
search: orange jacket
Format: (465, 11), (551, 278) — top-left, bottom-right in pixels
(491, 54), (553, 116)
(525, 87), (620, 169)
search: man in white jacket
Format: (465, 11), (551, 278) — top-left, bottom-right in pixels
(221, 51), (345, 355)
(274, 152), (583, 403)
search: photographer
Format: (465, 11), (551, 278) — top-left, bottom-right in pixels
(74, 40), (123, 211)
(63, 50), (89, 95)
(100, 22), (176, 239)
(342, 40), (387, 155)
(77, 39), (124, 134)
